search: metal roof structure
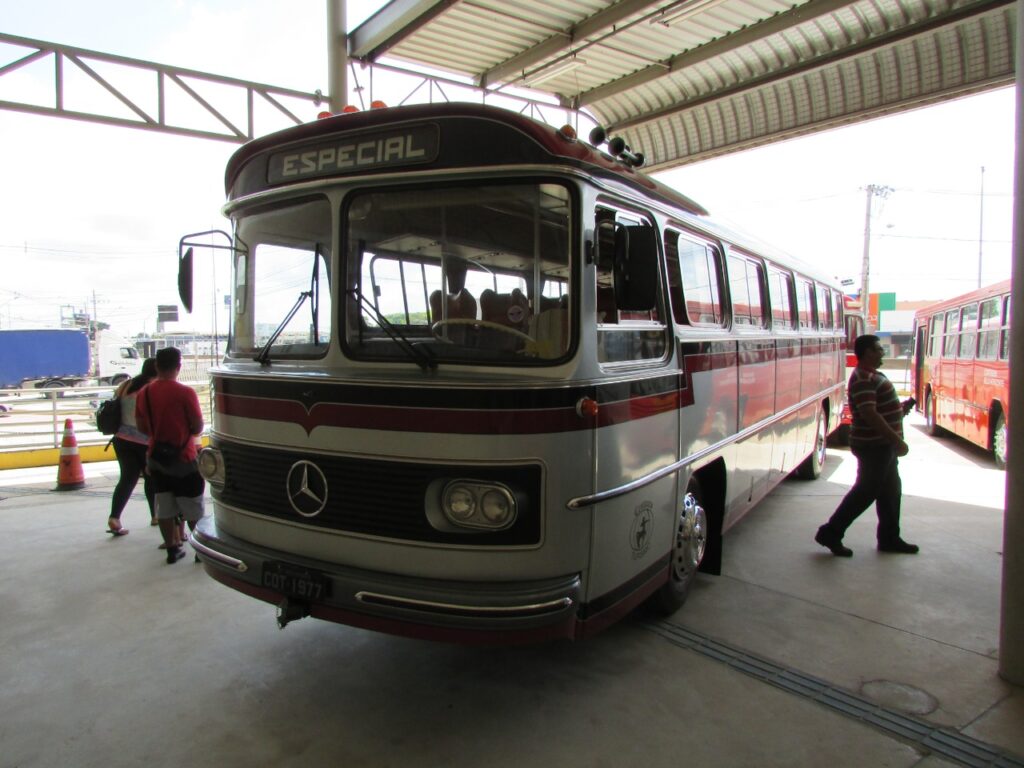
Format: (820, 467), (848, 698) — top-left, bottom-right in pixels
(350, 0), (1017, 170)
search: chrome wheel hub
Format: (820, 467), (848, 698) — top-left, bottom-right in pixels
(994, 419), (1008, 465)
(673, 492), (707, 581)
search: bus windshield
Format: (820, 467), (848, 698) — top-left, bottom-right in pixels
(230, 196), (333, 359)
(343, 182), (572, 365)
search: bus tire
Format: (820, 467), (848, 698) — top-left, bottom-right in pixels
(649, 478), (708, 615)
(993, 411), (1007, 471)
(925, 391), (942, 436)
(796, 407), (827, 480)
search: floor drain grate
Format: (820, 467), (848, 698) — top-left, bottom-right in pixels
(646, 620), (1024, 768)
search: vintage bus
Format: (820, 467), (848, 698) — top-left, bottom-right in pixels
(179, 103), (845, 643)
(911, 279), (1011, 469)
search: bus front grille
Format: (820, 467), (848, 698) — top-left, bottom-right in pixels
(211, 440), (542, 546)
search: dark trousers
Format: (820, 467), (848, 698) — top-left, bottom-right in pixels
(110, 437), (155, 521)
(823, 444), (902, 545)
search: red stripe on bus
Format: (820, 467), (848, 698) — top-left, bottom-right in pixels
(212, 342), (832, 435)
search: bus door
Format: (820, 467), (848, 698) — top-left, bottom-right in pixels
(953, 303), (978, 437)
(586, 211), (677, 612)
(767, 266), (800, 476)
(913, 321), (926, 406)
(794, 278), (819, 455)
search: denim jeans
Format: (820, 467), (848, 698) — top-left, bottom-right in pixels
(823, 444), (902, 545)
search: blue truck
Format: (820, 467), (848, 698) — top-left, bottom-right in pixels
(0, 329), (91, 389)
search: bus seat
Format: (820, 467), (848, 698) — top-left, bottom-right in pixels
(530, 308), (568, 359)
(480, 288), (529, 330)
(429, 288), (478, 322)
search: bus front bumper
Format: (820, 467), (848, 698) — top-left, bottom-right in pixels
(190, 516), (582, 644)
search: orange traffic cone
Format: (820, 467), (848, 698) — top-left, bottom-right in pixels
(55, 418), (86, 491)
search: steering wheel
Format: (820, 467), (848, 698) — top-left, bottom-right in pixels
(431, 318), (534, 344)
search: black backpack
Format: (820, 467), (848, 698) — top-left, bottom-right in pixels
(95, 398), (122, 435)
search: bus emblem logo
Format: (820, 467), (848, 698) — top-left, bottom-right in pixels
(286, 460), (329, 518)
(630, 503), (653, 559)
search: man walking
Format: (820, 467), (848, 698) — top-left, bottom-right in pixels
(136, 347), (205, 564)
(815, 334), (918, 557)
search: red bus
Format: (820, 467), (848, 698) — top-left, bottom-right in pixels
(911, 279), (1011, 469)
(832, 295), (865, 445)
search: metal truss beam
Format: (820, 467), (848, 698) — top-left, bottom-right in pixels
(0, 33), (323, 143)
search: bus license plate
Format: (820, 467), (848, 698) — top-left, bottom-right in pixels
(261, 563), (330, 601)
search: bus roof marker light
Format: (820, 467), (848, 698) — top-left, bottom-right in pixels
(316, 111), (333, 120)
(370, 100), (388, 109)
(342, 105), (359, 113)
(558, 124), (577, 142)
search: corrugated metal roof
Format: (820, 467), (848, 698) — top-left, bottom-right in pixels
(350, 0), (1015, 170)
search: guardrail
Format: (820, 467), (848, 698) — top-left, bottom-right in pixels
(0, 378), (212, 467)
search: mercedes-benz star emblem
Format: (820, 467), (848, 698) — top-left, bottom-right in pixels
(286, 460), (329, 518)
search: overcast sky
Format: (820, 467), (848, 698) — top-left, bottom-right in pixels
(0, 0), (1016, 336)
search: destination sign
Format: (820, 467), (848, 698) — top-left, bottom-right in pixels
(268, 123), (440, 184)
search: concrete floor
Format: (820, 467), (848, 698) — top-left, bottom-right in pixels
(0, 413), (1020, 768)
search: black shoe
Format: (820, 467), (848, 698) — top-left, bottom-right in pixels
(878, 539), (919, 554)
(815, 526), (853, 557)
(166, 546), (186, 564)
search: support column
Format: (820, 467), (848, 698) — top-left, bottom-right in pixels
(327, 0), (348, 113)
(998, 0), (1024, 685)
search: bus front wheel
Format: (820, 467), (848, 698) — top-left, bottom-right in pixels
(650, 478), (707, 614)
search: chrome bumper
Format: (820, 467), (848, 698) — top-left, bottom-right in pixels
(191, 516), (581, 643)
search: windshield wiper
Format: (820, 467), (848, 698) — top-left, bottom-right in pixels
(255, 243), (327, 366)
(348, 289), (436, 371)
(255, 290), (311, 366)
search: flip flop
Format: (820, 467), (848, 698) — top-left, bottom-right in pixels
(106, 527), (130, 536)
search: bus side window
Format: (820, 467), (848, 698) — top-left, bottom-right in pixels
(943, 309), (959, 357)
(796, 279), (815, 330)
(958, 303), (979, 359)
(1001, 295), (1011, 360)
(978, 297), (1001, 360)
(727, 252), (767, 328)
(816, 285), (833, 329)
(595, 207), (666, 363)
(833, 292), (844, 330)
(928, 315), (942, 357)
(767, 266), (795, 330)
(675, 234), (724, 325)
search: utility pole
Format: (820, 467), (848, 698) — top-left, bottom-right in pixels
(861, 184), (893, 332)
(978, 165), (985, 289)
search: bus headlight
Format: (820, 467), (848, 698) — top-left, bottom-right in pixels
(444, 485), (476, 521)
(441, 481), (516, 530)
(197, 447), (225, 486)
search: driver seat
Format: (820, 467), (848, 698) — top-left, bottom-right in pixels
(429, 289), (478, 322)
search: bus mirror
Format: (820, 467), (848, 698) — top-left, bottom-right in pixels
(178, 247), (194, 313)
(614, 226), (657, 311)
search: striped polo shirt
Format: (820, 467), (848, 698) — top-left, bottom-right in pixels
(848, 365), (903, 448)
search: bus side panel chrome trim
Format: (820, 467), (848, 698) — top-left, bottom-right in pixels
(354, 591), (574, 618)
(191, 535), (249, 572)
(567, 384), (843, 509)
